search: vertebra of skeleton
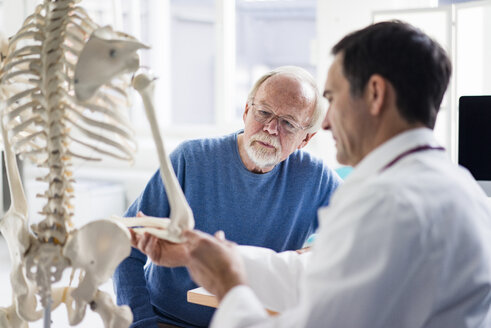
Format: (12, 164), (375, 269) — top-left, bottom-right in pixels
(0, 0), (194, 327)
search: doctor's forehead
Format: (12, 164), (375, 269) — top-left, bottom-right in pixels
(324, 56), (348, 92)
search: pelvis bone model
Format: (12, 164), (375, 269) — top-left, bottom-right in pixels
(0, 0), (194, 327)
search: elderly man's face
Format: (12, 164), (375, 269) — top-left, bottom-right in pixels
(322, 55), (371, 166)
(242, 74), (315, 169)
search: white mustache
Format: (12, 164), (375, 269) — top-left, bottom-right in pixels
(249, 133), (280, 150)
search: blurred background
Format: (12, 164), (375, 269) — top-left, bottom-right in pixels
(0, 0), (490, 326)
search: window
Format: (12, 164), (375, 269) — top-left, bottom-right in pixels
(455, 1), (491, 98)
(170, 0), (216, 125)
(235, 0), (317, 119)
(81, 0), (317, 136)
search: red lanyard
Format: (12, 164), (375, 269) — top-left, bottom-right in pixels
(380, 145), (445, 172)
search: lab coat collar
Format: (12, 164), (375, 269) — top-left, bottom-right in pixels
(345, 127), (441, 183)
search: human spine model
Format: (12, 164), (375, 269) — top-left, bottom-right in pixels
(0, 0), (194, 327)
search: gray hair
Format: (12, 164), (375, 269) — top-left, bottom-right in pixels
(246, 66), (327, 133)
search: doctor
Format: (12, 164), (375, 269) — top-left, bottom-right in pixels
(132, 21), (491, 327)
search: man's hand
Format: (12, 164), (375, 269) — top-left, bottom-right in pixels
(129, 213), (247, 301)
(130, 229), (192, 267)
(185, 230), (248, 302)
(129, 212), (192, 267)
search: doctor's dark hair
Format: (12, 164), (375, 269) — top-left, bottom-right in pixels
(332, 20), (452, 129)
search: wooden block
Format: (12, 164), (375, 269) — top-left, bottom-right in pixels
(187, 287), (278, 316)
(187, 287), (219, 308)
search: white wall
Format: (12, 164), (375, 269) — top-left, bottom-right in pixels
(312, 0), (437, 168)
(316, 0), (436, 84)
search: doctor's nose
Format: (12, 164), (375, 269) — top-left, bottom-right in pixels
(322, 110), (331, 131)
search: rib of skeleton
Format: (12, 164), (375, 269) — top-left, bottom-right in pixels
(0, 0), (194, 327)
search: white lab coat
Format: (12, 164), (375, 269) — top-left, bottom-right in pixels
(211, 128), (491, 328)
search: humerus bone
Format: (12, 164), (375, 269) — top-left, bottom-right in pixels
(109, 74), (196, 244)
(131, 73), (195, 242)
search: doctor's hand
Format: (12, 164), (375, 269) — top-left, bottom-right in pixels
(184, 230), (248, 302)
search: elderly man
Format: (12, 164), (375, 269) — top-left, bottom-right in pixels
(113, 66), (341, 327)
(133, 21), (491, 327)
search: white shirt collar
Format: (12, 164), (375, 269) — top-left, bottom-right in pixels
(346, 128), (441, 183)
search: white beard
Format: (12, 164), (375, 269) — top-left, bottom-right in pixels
(245, 132), (282, 169)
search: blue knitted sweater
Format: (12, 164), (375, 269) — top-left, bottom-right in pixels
(113, 131), (341, 327)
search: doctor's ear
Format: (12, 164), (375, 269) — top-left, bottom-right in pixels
(365, 74), (387, 116)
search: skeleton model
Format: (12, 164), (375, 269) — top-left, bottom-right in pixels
(0, 0), (194, 327)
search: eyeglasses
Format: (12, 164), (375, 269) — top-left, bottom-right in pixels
(251, 103), (308, 135)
